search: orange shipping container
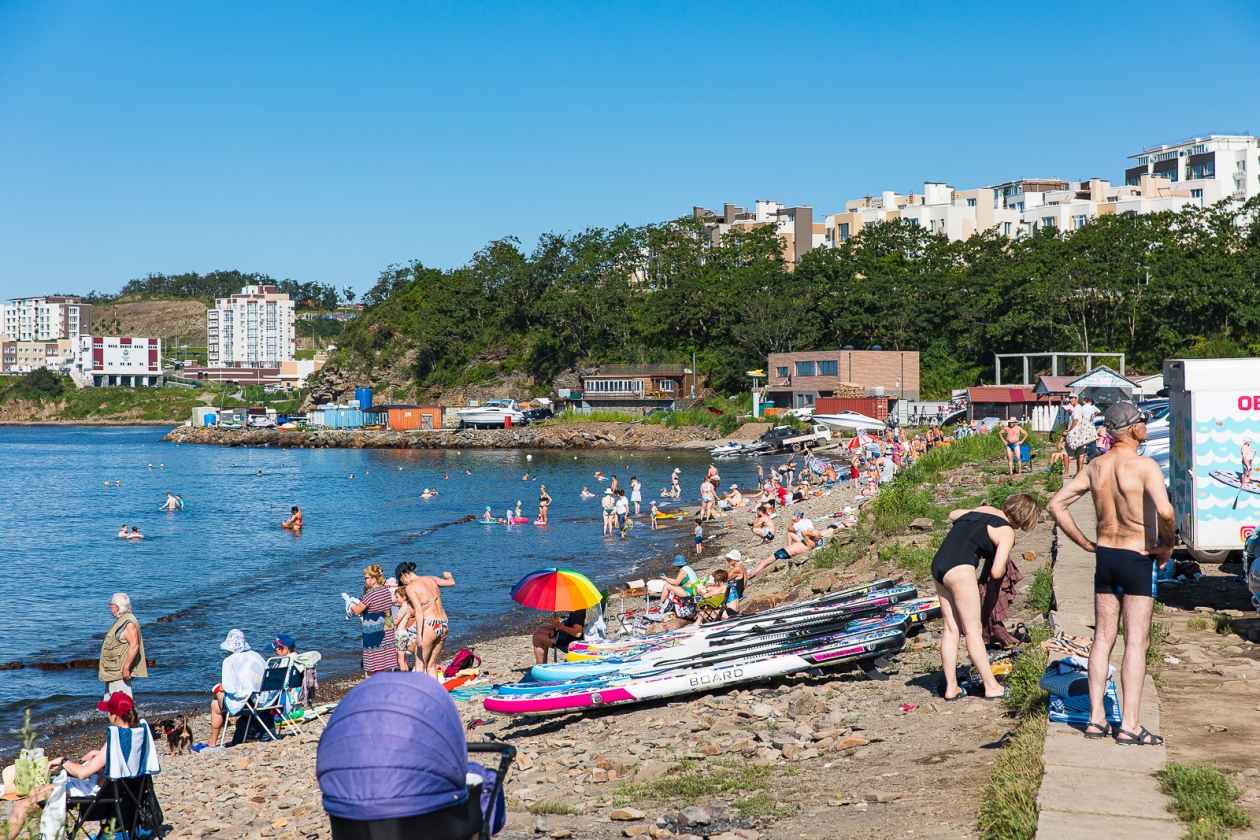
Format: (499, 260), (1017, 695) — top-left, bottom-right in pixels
(385, 405), (442, 431)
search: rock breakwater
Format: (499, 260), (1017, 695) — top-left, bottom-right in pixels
(162, 421), (721, 450)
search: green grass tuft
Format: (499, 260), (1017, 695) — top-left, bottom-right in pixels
(616, 759), (770, 804)
(526, 801), (583, 815)
(1211, 614), (1239, 637)
(977, 714), (1047, 840)
(548, 408), (641, 423)
(1187, 616), (1208, 631)
(1158, 762), (1252, 838)
(1026, 564), (1054, 618)
(1148, 621), (1170, 669)
(1003, 642), (1050, 720)
(877, 542), (935, 582)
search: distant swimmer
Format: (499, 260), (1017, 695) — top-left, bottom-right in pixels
(421, 488), (435, 499)
(127, 526), (144, 540)
(118, 525), (129, 538)
(159, 464), (164, 469)
(282, 506), (303, 530)
(482, 506), (494, 522)
(466, 469), (471, 475)
(349, 474), (355, 479)
(115, 481), (121, 487)
(522, 472), (529, 481)
(104, 481), (110, 487)
(160, 493), (178, 511)
(580, 486), (596, 498)
(444, 473), (449, 480)
(595, 471), (606, 482)
(257, 470), (263, 476)
(148, 464), (153, 469)
(175, 494), (185, 510)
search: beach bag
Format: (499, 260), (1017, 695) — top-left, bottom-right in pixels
(14, 747), (48, 796)
(1066, 419), (1094, 450)
(443, 649), (481, 678)
(1040, 659), (1121, 726)
(674, 597), (697, 620)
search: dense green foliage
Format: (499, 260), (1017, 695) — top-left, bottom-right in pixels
(1158, 763), (1252, 839)
(334, 199), (1260, 397)
(81, 269), (345, 310)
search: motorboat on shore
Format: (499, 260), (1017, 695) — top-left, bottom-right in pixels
(456, 399), (525, 428)
(812, 411), (887, 432)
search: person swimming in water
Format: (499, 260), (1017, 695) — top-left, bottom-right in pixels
(282, 506), (303, 530)
(118, 524), (129, 538)
(421, 488), (435, 499)
(175, 494), (185, 510)
(127, 526), (144, 540)
(522, 472), (529, 481)
(580, 486), (596, 498)
(160, 493), (178, 511)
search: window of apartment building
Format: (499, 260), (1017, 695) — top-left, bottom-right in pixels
(776, 366), (789, 378)
(1003, 222), (1013, 236)
(796, 361), (815, 376)
(1191, 189), (1204, 199)
(1042, 217), (1056, 229)
(817, 360), (838, 376)
(1188, 162), (1214, 180)
(966, 198), (976, 207)
(796, 393), (815, 408)
(839, 223), (850, 241)
(1072, 215), (1088, 230)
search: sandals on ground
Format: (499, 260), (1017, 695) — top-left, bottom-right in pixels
(1114, 726), (1164, 746)
(1011, 623), (1032, 645)
(1083, 722), (1111, 739)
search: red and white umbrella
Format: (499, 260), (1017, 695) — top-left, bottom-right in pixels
(847, 434), (877, 451)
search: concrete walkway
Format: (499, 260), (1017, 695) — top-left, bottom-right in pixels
(1036, 498), (1180, 840)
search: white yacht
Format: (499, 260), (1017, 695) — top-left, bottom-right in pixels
(456, 399), (525, 428)
(811, 410), (888, 432)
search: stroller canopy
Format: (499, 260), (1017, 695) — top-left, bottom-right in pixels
(317, 673), (469, 820)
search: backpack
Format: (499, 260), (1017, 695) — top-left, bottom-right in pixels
(443, 649), (481, 678)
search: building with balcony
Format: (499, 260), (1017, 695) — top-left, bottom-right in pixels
(825, 183), (1022, 246)
(1, 338), (76, 373)
(205, 284), (296, 384)
(2, 296), (92, 342)
(692, 201), (825, 266)
(766, 349), (920, 408)
(575, 364), (693, 413)
(75, 336), (163, 387)
(1125, 135), (1260, 204)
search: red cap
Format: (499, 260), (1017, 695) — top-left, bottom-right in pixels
(97, 692), (135, 717)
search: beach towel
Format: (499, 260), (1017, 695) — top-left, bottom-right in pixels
(978, 556), (1023, 647)
(104, 722), (161, 780)
(1039, 658), (1120, 725)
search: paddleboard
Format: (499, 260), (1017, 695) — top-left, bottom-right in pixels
(1209, 470), (1260, 495)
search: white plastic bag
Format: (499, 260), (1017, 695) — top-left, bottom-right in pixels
(39, 771), (67, 840)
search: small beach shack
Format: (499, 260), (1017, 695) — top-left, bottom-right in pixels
(1066, 365), (1136, 408)
(309, 405), (365, 429)
(966, 386), (1037, 422)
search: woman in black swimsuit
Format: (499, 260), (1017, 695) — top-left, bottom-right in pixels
(537, 485), (552, 524)
(932, 493), (1040, 700)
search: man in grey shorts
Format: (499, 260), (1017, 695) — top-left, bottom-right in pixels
(1048, 401), (1174, 746)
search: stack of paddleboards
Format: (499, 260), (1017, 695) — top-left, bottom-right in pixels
(483, 578), (940, 715)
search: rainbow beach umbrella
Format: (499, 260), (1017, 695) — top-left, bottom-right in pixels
(510, 568), (602, 612)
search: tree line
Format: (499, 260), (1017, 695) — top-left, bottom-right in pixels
(81, 270), (347, 311)
(331, 198), (1260, 398)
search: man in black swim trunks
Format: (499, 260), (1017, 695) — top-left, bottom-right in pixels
(1048, 401), (1175, 746)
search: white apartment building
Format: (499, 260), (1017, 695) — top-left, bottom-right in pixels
(206, 285), (296, 372)
(1016, 176), (1200, 235)
(692, 201), (826, 265)
(75, 336), (163, 387)
(2, 296), (92, 342)
(1125, 135), (1260, 204)
(824, 183), (1022, 246)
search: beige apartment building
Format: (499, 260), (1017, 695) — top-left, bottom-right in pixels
(692, 201), (826, 266)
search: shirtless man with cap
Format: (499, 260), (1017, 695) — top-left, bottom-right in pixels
(1047, 401), (1174, 746)
(395, 562), (456, 679)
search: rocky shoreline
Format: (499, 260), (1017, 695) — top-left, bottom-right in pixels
(162, 421), (724, 450)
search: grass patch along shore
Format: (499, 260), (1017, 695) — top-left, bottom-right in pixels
(1158, 762), (1252, 840)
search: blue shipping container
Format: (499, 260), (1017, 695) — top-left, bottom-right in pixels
(355, 388), (373, 410)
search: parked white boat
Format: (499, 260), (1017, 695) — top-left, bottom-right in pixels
(710, 442), (745, 456)
(812, 411), (887, 432)
(456, 399), (525, 428)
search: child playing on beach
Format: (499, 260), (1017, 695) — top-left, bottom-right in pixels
(694, 519), (704, 556)
(650, 501), (660, 529)
(392, 586), (416, 672)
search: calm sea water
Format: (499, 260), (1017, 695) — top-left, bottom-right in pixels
(0, 426), (766, 744)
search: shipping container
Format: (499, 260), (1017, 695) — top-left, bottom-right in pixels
(309, 406), (365, 429)
(383, 405), (442, 431)
(813, 397), (890, 420)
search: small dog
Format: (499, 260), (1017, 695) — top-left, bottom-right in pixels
(157, 716), (194, 755)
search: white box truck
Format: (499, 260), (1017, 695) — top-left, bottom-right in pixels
(1164, 358), (1260, 562)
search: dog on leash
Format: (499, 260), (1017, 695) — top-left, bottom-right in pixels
(156, 715), (194, 755)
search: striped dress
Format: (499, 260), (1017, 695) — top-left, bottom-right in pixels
(360, 586), (397, 673)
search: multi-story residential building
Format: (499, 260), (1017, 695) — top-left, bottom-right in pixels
(766, 349), (920, 407)
(1017, 176), (1199, 234)
(824, 183), (1022, 246)
(205, 284), (296, 382)
(2, 296), (92, 342)
(75, 336), (163, 387)
(692, 201), (826, 266)
(0, 338), (77, 373)
(1125, 135), (1260, 204)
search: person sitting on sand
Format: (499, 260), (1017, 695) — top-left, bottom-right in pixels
(206, 629), (267, 746)
(5, 693), (150, 839)
(127, 526), (144, 540)
(750, 504), (775, 542)
(282, 506), (303, 530)
(659, 555), (699, 600)
(717, 484), (743, 510)
(723, 550), (748, 602)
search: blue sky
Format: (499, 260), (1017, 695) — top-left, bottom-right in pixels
(1, 1), (1257, 299)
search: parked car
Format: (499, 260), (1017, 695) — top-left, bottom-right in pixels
(758, 424), (832, 453)
(521, 407), (553, 425)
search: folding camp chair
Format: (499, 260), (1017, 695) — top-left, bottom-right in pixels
(238, 656), (305, 742)
(67, 723), (164, 840)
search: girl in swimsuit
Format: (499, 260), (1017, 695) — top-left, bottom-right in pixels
(931, 493), (1040, 700)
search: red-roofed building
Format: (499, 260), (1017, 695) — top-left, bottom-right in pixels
(967, 386), (1037, 422)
